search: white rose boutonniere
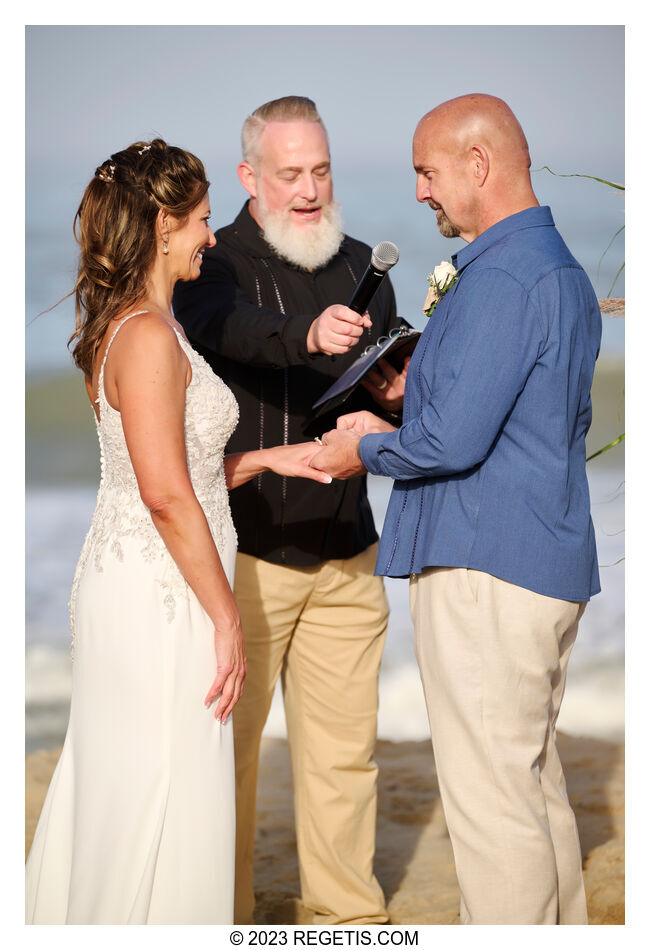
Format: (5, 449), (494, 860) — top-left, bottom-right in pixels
(422, 260), (458, 317)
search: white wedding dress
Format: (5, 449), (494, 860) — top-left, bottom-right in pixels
(26, 313), (240, 923)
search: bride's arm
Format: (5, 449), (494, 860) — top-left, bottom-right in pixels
(224, 443), (333, 491)
(106, 314), (244, 724)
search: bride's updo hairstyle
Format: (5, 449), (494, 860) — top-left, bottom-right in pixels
(69, 138), (209, 378)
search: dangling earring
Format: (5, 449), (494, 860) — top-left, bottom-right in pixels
(163, 238), (169, 255)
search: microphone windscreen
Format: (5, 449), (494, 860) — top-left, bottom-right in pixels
(371, 241), (399, 272)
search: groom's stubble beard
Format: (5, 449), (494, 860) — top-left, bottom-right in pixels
(436, 210), (461, 239)
(428, 201), (461, 239)
(256, 187), (344, 271)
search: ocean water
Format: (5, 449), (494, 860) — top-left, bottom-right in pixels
(25, 466), (624, 752)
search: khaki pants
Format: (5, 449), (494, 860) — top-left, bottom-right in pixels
(233, 544), (389, 925)
(411, 566), (588, 925)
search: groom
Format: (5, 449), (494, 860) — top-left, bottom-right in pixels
(312, 94), (602, 924)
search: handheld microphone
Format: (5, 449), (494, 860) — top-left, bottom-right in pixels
(348, 241), (399, 314)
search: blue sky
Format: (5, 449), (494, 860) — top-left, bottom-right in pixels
(26, 24), (623, 181)
(25, 24), (625, 369)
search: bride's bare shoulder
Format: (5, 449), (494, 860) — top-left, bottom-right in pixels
(112, 309), (173, 336)
(107, 311), (180, 355)
(102, 312), (188, 389)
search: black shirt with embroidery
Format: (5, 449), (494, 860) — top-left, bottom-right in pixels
(173, 201), (400, 566)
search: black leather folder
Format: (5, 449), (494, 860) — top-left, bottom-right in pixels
(312, 323), (420, 419)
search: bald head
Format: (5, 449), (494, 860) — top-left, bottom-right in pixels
(413, 94), (539, 241)
(416, 94), (531, 169)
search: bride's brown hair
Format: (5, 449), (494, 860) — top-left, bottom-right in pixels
(69, 138), (209, 378)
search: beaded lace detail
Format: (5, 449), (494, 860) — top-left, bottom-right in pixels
(69, 313), (239, 643)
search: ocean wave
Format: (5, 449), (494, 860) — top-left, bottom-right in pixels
(26, 467), (624, 749)
(25, 645), (72, 752)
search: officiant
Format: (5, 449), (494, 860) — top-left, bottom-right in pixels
(172, 95), (405, 926)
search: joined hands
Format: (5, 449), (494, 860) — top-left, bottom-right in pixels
(310, 411), (397, 480)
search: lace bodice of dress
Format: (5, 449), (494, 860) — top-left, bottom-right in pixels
(70, 312), (239, 631)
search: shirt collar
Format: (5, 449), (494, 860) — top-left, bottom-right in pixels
(232, 201), (274, 258)
(451, 205), (555, 272)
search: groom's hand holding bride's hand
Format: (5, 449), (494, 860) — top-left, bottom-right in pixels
(311, 412), (397, 479)
(310, 429), (365, 479)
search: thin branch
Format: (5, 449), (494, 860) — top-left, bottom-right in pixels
(607, 261), (625, 298)
(535, 166), (625, 191)
(586, 433), (625, 462)
(596, 225), (625, 286)
(598, 556), (625, 568)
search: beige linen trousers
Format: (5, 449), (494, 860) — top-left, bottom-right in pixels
(232, 543), (389, 925)
(411, 566), (588, 925)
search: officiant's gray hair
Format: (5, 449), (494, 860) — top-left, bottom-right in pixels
(242, 96), (329, 167)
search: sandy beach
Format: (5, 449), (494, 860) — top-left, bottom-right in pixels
(26, 731), (624, 925)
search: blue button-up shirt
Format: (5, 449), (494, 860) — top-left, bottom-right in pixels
(360, 206), (601, 602)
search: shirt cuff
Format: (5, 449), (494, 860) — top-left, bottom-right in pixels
(359, 432), (389, 476)
(281, 314), (320, 362)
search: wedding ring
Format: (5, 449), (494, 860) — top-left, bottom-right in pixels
(377, 379), (388, 391)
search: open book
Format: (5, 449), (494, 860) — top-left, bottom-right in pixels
(312, 323), (420, 418)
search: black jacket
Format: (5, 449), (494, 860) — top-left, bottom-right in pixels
(173, 202), (400, 566)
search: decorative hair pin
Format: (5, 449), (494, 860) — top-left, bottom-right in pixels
(137, 145), (151, 155)
(97, 164), (116, 182)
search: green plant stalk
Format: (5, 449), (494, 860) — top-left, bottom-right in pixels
(607, 261), (625, 298)
(586, 432), (625, 462)
(596, 224), (625, 287)
(536, 166), (625, 191)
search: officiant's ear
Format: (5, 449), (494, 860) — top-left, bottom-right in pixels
(237, 161), (258, 199)
(470, 146), (489, 187)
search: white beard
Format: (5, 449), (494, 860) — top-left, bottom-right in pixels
(257, 196), (344, 271)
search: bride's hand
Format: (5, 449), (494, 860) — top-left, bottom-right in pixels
(264, 442), (333, 483)
(204, 616), (247, 724)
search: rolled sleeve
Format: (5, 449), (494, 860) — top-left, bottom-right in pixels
(359, 432), (389, 475)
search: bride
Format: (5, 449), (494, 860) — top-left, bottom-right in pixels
(25, 139), (331, 924)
